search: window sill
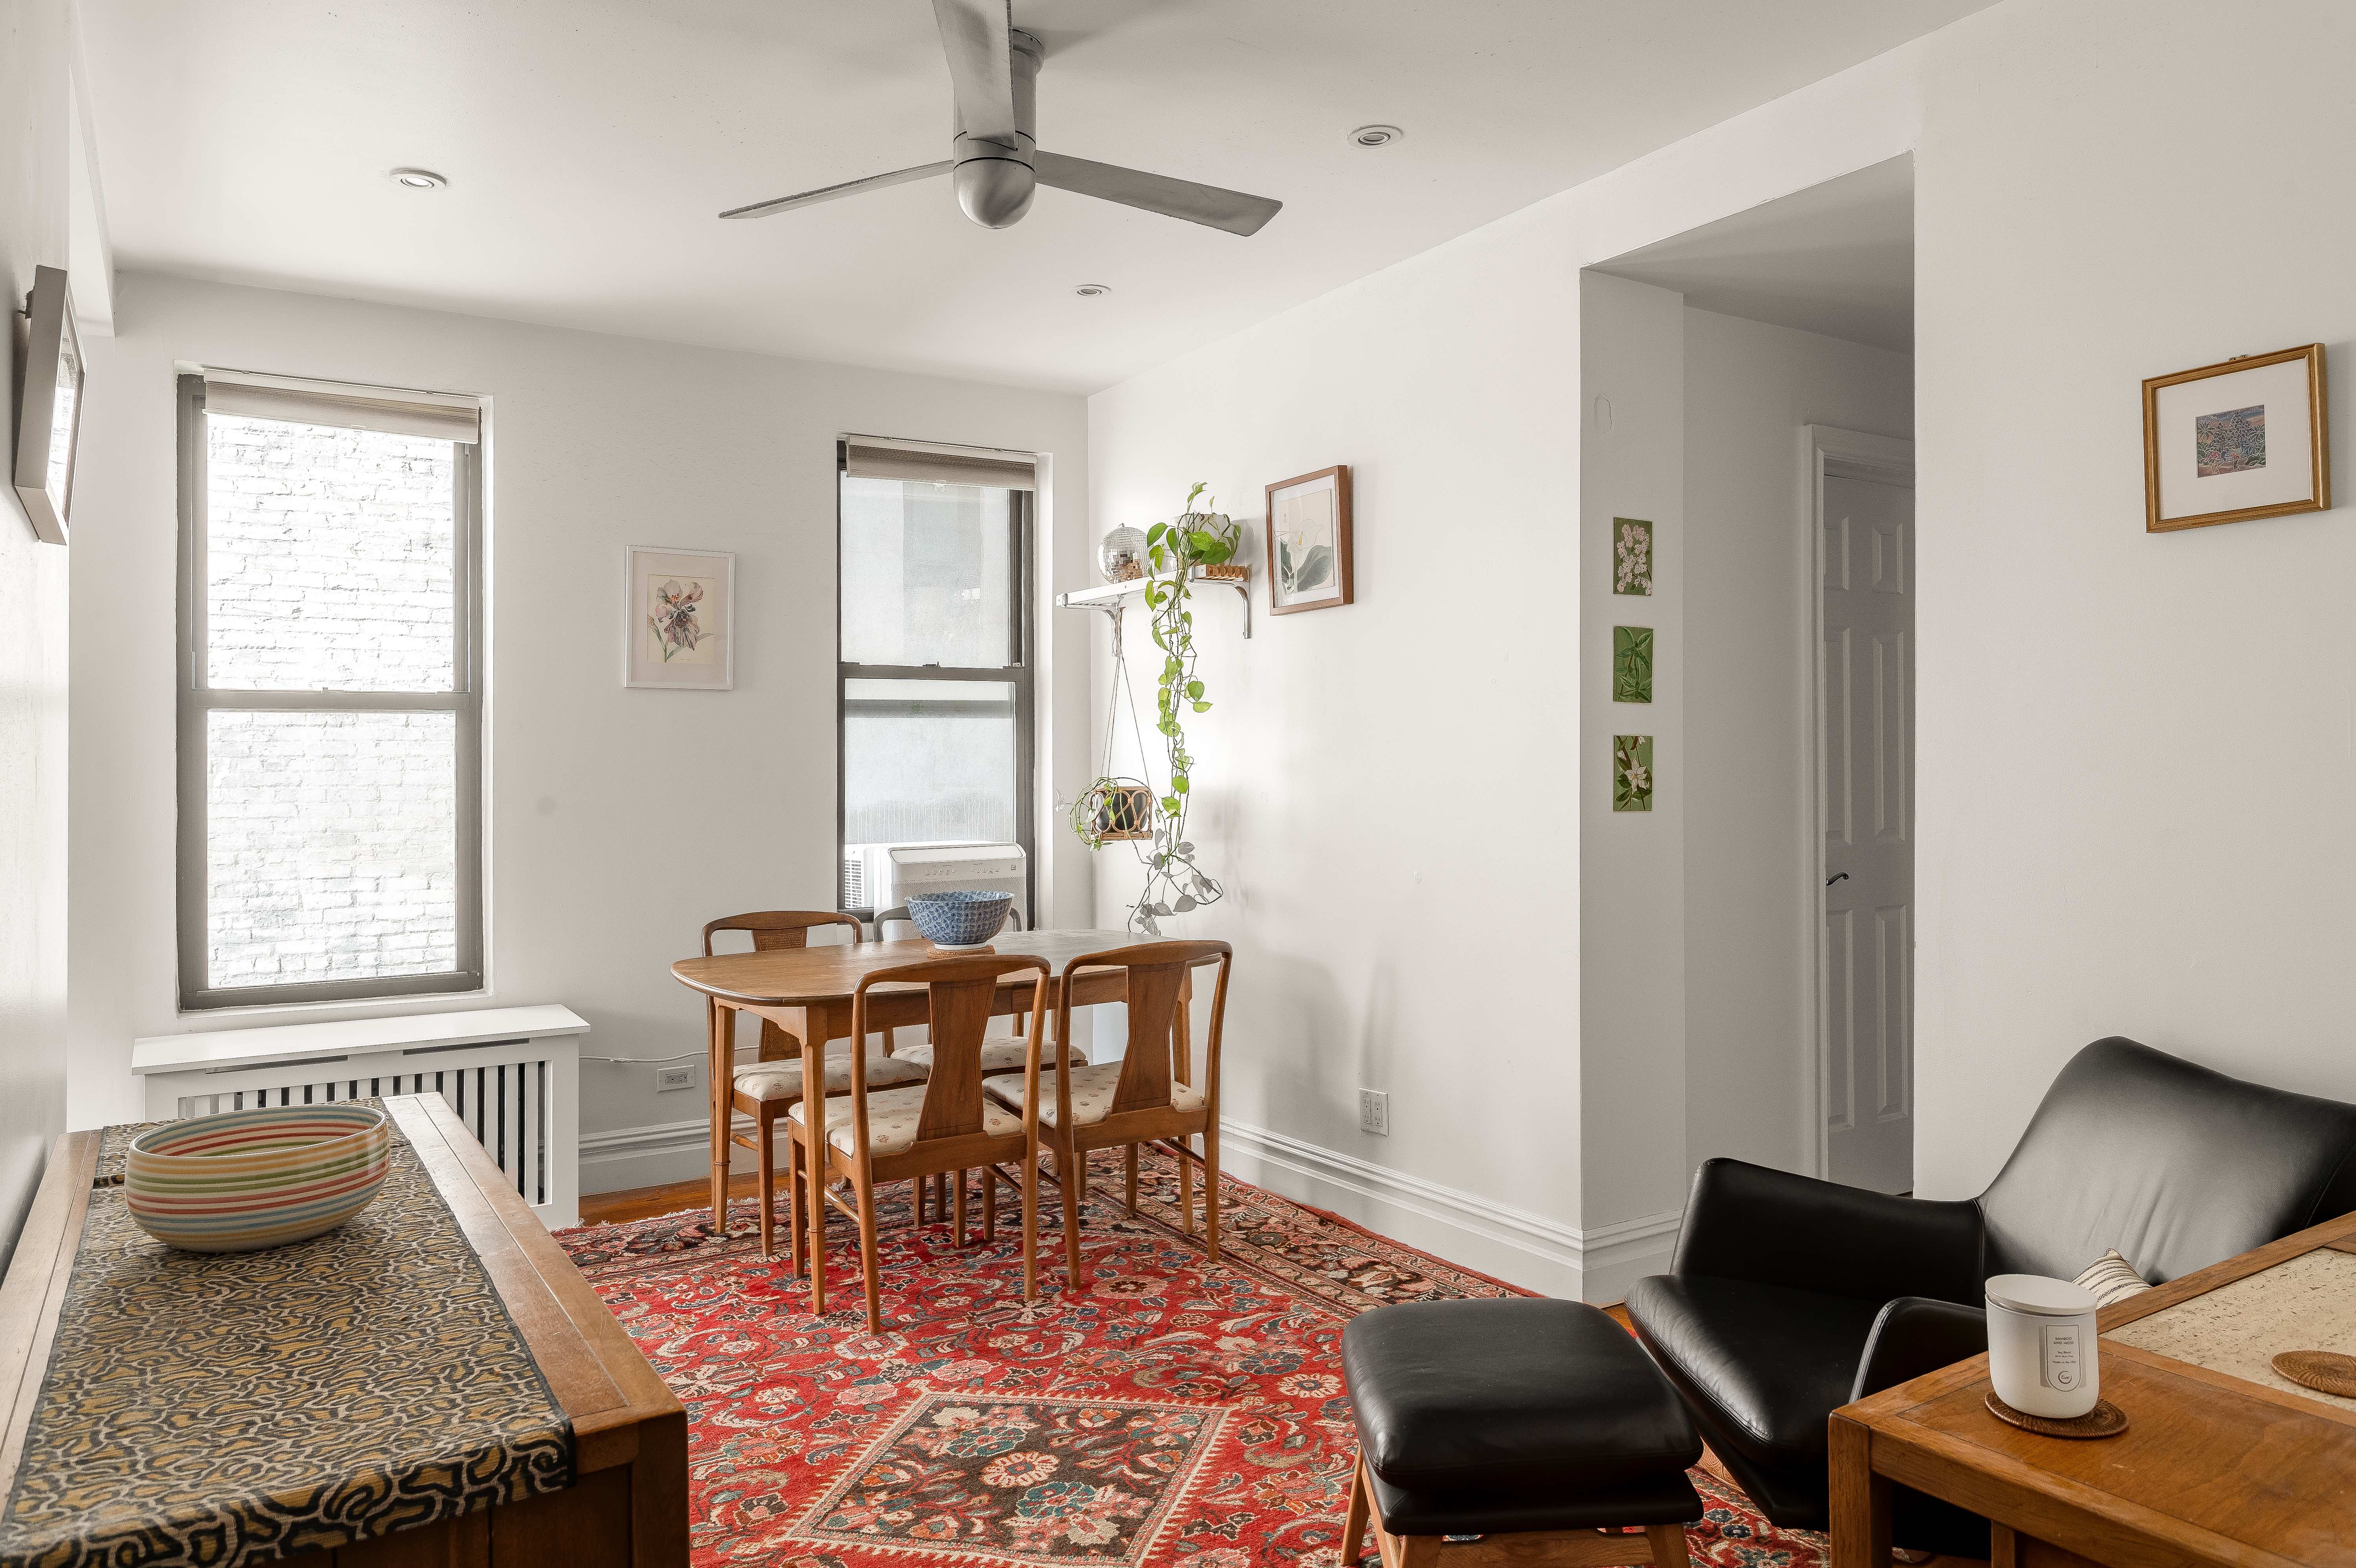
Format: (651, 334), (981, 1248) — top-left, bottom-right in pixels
(177, 984), (492, 1025)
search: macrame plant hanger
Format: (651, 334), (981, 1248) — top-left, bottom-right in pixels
(1064, 600), (1229, 933)
(1081, 604), (1158, 848)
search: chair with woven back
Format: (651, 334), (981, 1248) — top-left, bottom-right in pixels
(984, 939), (1232, 1292)
(790, 952), (1054, 1331)
(703, 909), (929, 1260)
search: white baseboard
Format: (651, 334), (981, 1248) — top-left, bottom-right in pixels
(1574, 1207), (1689, 1307)
(579, 1114), (740, 1197)
(576, 1113), (1684, 1304)
(1215, 1120), (1681, 1304)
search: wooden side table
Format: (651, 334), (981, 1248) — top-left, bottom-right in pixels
(1830, 1208), (2356, 1568)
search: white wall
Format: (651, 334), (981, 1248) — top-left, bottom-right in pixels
(1578, 273), (1688, 1301)
(1090, 0), (2356, 1258)
(66, 273), (1092, 1189)
(1081, 16), (1933, 1301)
(1911, 0), (2356, 1195)
(0, 0), (73, 1260)
(1681, 308), (1911, 1178)
(1086, 200), (1589, 1296)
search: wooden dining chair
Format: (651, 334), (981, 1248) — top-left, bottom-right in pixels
(983, 940), (1233, 1293)
(863, 905), (1046, 1228)
(790, 953), (1053, 1330)
(704, 909), (929, 1260)
(887, 913), (1075, 1084)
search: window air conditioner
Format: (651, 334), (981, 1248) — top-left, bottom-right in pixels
(843, 841), (1029, 926)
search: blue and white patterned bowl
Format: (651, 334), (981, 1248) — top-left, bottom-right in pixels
(908, 890), (1013, 948)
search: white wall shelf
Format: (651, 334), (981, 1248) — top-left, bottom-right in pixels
(1056, 567), (1254, 638)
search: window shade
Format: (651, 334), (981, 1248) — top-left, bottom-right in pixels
(844, 440), (1035, 491)
(204, 377), (482, 443)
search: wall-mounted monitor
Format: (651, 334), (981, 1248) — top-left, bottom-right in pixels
(13, 265), (82, 545)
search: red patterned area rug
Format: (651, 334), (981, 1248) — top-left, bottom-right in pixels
(557, 1148), (1827, 1568)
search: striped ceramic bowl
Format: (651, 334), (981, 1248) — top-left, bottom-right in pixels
(125, 1103), (393, 1253)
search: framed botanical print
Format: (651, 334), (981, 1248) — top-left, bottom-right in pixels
(1613, 734), (1654, 813)
(1612, 518), (1653, 595)
(1265, 465), (1353, 615)
(1613, 626), (1652, 703)
(624, 545), (734, 690)
(2143, 344), (2329, 532)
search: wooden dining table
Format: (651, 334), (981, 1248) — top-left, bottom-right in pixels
(669, 927), (1204, 1311)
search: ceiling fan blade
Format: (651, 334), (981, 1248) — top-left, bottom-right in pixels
(1033, 151), (1282, 237)
(931, 0), (1017, 144)
(719, 162), (953, 220)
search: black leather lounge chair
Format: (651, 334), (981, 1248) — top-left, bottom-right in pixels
(1624, 1037), (2356, 1557)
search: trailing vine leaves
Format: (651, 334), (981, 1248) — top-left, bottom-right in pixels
(1129, 483), (1238, 935)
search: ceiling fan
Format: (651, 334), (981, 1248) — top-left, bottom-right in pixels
(720, 0), (1283, 236)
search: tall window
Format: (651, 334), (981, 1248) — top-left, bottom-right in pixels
(176, 374), (484, 1009)
(837, 440), (1035, 912)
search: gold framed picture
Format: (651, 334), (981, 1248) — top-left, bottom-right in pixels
(2142, 344), (2329, 532)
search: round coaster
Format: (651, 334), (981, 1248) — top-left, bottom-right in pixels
(2272, 1350), (2356, 1397)
(1985, 1392), (2129, 1438)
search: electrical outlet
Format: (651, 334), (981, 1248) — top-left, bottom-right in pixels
(656, 1065), (697, 1093)
(1358, 1088), (1390, 1136)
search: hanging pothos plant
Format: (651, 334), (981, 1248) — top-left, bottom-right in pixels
(1128, 484), (1237, 934)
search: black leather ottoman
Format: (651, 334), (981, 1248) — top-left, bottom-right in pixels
(1340, 1299), (1704, 1568)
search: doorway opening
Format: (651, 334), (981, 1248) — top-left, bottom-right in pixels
(1592, 152), (1917, 1194)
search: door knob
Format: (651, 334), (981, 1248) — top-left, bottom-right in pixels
(1826, 872), (1850, 887)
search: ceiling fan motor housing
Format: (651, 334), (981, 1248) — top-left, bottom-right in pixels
(951, 27), (1042, 228)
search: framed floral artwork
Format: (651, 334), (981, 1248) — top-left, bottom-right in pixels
(1265, 465), (1353, 615)
(2143, 344), (2329, 532)
(1613, 517), (1653, 595)
(1613, 734), (1653, 813)
(1613, 626), (1652, 704)
(624, 545), (734, 690)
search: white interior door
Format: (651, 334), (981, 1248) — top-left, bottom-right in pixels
(1819, 466), (1914, 1193)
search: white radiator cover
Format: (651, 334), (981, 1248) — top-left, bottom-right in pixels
(133, 1005), (587, 1229)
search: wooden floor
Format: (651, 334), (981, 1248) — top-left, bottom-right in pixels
(580, 1176), (757, 1227)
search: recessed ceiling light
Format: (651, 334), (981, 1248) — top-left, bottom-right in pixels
(1348, 124), (1403, 148)
(389, 167), (448, 190)
(1073, 283), (1112, 297)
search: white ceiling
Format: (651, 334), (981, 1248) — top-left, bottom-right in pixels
(79, 3), (1971, 393)
(1592, 154), (1914, 352)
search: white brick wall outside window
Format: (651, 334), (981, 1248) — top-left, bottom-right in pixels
(181, 390), (484, 1007)
(207, 416), (455, 692)
(205, 709), (459, 987)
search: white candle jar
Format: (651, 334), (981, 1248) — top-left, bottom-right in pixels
(1984, 1273), (2101, 1418)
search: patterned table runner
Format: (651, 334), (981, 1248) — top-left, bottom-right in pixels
(0, 1107), (574, 1568)
(2107, 1246), (2356, 1411)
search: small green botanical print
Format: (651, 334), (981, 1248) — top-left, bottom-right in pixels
(1613, 734), (1654, 813)
(1613, 626), (1653, 704)
(1613, 517), (1653, 596)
